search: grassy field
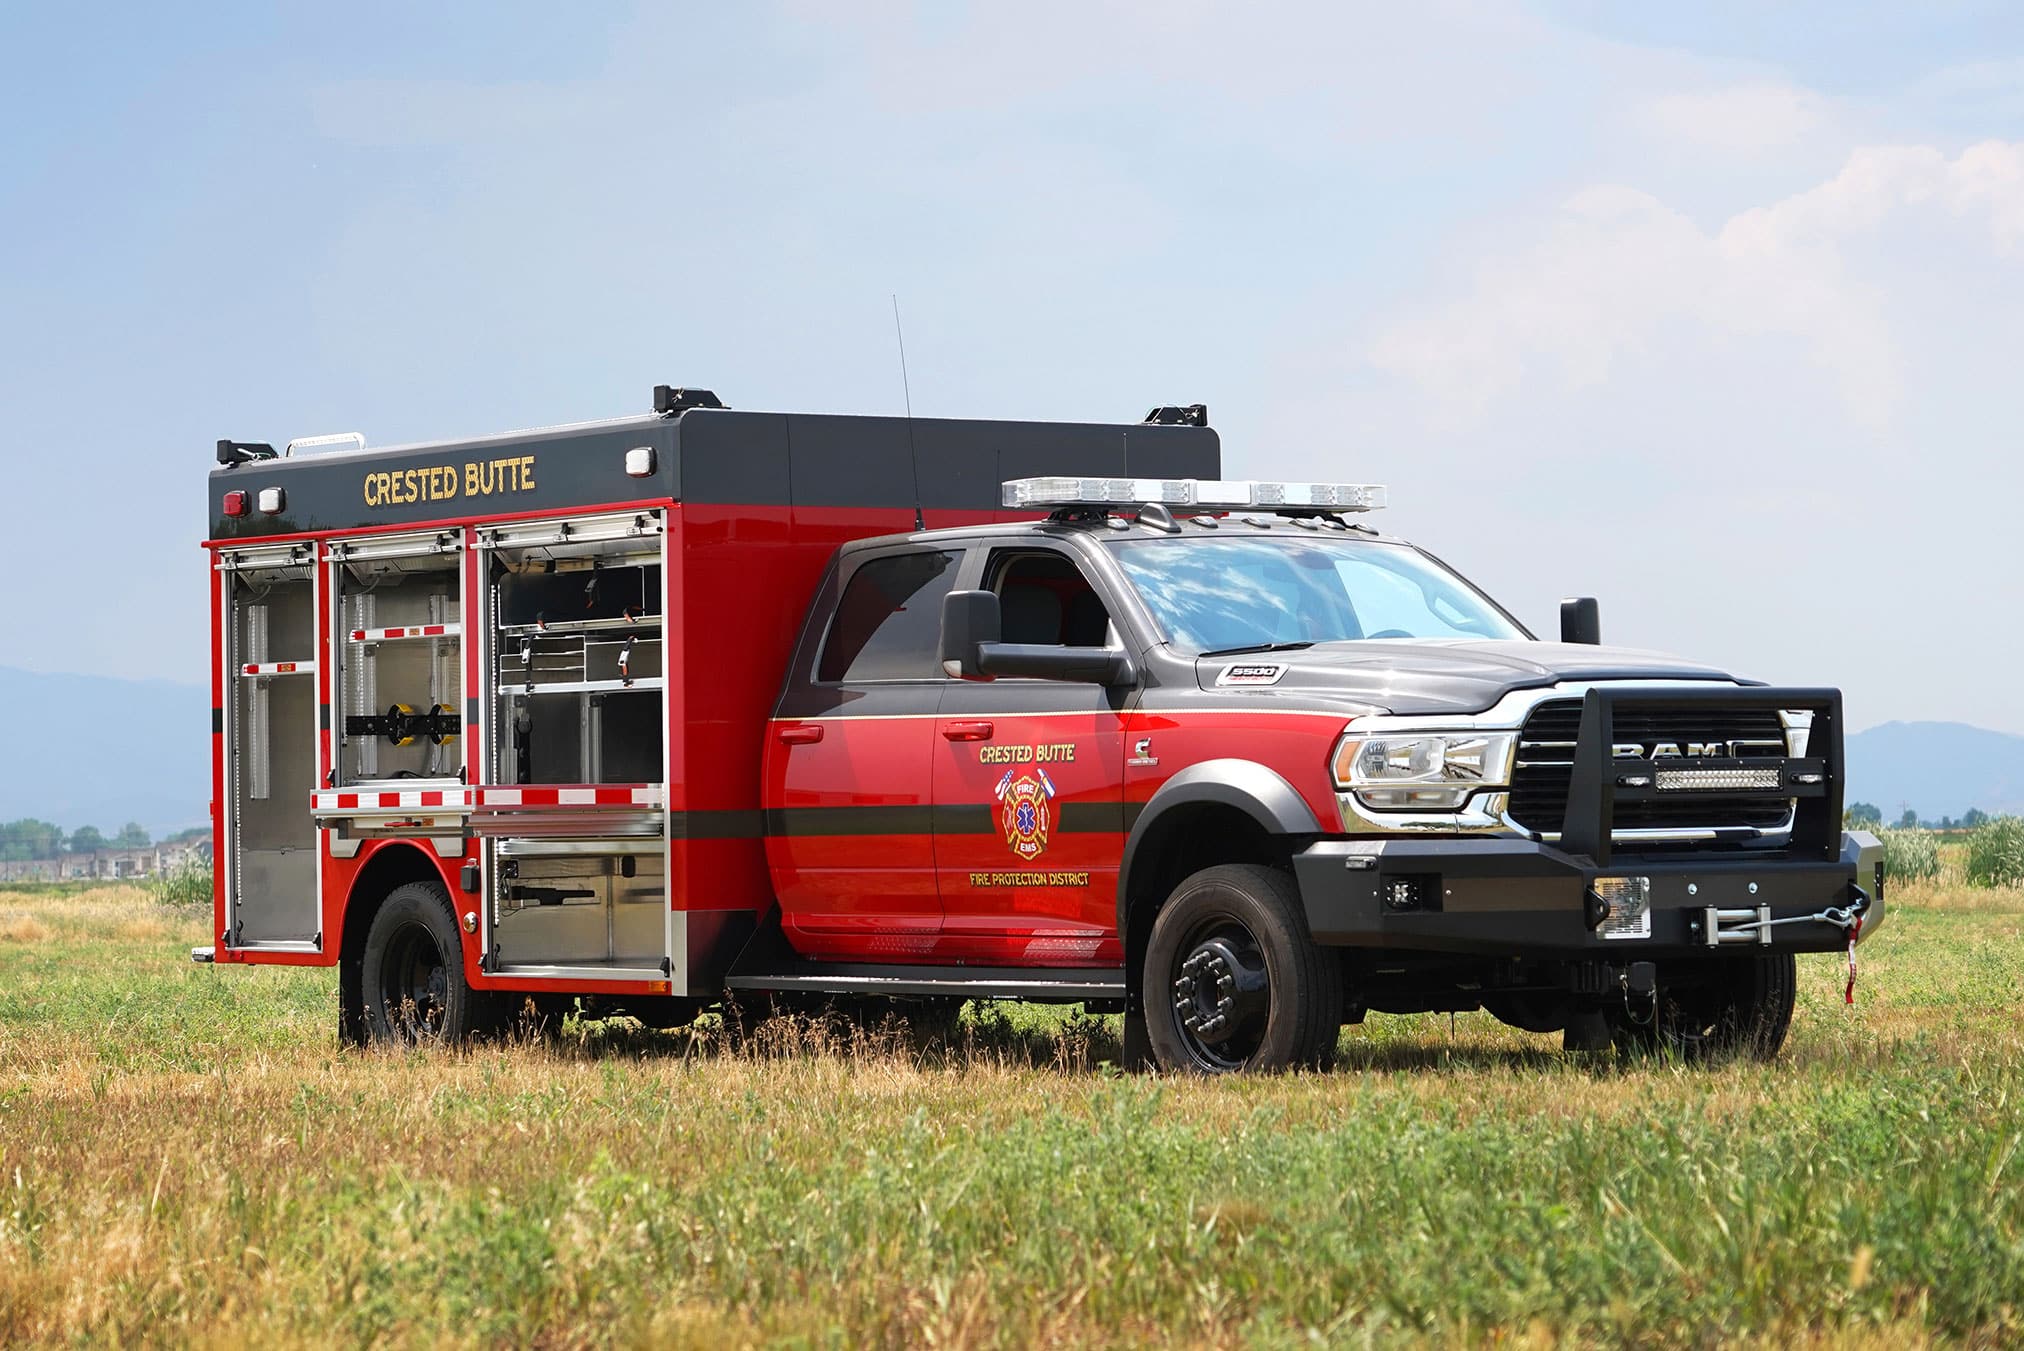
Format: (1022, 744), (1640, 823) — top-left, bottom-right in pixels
(1, 879), (2021, 1347)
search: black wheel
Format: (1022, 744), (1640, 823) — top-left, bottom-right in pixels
(359, 882), (497, 1045)
(1611, 953), (1796, 1063)
(1142, 864), (1342, 1073)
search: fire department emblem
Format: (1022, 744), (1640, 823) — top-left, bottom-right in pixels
(995, 767), (1057, 860)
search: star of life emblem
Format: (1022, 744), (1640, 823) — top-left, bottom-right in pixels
(995, 767), (1057, 860)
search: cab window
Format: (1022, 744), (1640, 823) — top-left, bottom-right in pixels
(817, 550), (960, 682)
(986, 550), (1113, 647)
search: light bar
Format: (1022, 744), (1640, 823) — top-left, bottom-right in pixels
(1002, 477), (1387, 512)
(1655, 768), (1784, 792)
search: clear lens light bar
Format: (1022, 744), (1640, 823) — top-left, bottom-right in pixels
(1003, 477), (1387, 512)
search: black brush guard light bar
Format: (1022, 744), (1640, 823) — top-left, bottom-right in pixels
(1559, 686), (1843, 868)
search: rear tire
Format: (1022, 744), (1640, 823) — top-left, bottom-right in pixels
(1141, 864), (1341, 1073)
(1611, 953), (1796, 1063)
(359, 882), (499, 1046)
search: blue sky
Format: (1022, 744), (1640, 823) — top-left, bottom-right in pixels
(2, 2), (2020, 732)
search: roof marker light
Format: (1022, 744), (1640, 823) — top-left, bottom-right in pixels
(1002, 477), (1387, 513)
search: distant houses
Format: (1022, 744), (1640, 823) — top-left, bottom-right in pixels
(0, 838), (212, 884)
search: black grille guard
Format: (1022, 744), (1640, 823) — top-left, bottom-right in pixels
(1559, 686), (1843, 868)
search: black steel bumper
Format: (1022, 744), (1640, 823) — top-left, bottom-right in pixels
(1294, 831), (1884, 958)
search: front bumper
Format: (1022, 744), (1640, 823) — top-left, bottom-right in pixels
(1294, 830), (1883, 957)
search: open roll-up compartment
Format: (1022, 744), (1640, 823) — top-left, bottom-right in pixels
(217, 544), (320, 948)
(481, 511), (669, 791)
(329, 529), (468, 787)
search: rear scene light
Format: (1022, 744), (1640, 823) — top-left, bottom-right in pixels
(222, 491), (248, 517)
(257, 487), (286, 515)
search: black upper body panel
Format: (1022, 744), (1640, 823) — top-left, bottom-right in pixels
(206, 406), (1221, 541)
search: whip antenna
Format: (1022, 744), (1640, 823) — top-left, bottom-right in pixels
(893, 295), (924, 532)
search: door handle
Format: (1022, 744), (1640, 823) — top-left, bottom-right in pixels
(942, 721), (994, 742)
(776, 724), (824, 745)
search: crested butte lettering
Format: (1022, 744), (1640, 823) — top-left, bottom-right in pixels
(363, 455), (537, 508)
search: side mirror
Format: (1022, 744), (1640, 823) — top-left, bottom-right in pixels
(939, 590), (1002, 678)
(1560, 597), (1601, 646)
(939, 588), (1137, 686)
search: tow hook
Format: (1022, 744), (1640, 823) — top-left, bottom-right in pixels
(1583, 890), (1613, 930)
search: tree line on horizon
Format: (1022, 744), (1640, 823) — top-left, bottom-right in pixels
(1846, 802), (1998, 831)
(0, 818), (207, 862)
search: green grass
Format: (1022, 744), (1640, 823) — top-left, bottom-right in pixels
(1, 879), (2021, 1346)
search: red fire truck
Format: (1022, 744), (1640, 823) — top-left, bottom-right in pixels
(202, 388), (1882, 1072)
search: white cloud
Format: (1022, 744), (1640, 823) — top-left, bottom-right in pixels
(1639, 82), (1830, 154)
(1366, 141), (2024, 431)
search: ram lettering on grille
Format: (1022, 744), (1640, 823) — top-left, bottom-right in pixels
(1509, 700), (1793, 835)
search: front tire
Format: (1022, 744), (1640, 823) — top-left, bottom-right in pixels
(1142, 864), (1341, 1073)
(359, 882), (497, 1046)
(1611, 953), (1796, 1063)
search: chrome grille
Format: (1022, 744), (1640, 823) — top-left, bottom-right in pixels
(1508, 699), (1792, 835)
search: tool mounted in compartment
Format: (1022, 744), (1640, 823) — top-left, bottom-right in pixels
(345, 702), (461, 746)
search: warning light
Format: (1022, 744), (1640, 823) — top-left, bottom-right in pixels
(222, 491), (248, 517)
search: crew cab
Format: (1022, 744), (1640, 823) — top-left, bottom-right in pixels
(201, 391), (1882, 1072)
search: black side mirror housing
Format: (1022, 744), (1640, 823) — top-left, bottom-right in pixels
(939, 589), (1136, 686)
(1560, 597), (1601, 645)
(939, 590), (1002, 678)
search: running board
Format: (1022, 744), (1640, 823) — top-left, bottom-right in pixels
(724, 963), (1125, 1002)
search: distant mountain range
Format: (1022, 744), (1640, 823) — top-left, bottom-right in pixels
(1844, 721), (2024, 821)
(0, 667), (2016, 836)
(0, 667), (210, 837)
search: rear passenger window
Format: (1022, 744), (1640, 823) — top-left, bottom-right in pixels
(818, 551), (960, 682)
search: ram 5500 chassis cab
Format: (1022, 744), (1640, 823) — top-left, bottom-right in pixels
(202, 390), (1882, 1072)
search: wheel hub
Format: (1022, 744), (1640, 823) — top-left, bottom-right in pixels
(1171, 936), (1266, 1044)
(382, 923), (450, 1039)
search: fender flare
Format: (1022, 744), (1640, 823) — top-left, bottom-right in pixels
(1116, 758), (1323, 938)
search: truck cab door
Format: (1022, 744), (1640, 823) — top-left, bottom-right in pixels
(930, 545), (1130, 967)
(764, 547), (961, 960)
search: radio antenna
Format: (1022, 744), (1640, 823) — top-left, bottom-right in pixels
(893, 295), (925, 532)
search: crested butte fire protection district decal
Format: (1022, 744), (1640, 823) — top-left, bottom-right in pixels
(996, 767), (1057, 860)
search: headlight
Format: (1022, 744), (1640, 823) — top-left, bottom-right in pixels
(1331, 730), (1516, 810)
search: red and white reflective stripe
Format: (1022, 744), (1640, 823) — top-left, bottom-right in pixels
(474, 785), (664, 808)
(242, 661), (315, 676)
(348, 624), (462, 642)
(310, 784), (663, 812)
(312, 787), (475, 811)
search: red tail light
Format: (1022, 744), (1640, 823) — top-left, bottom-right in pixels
(222, 491), (248, 517)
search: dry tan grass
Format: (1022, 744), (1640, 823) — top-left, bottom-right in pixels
(0, 915), (51, 944)
(1, 881), (2020, 1346)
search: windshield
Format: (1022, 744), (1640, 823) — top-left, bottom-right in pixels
(1109, 534), (1526, 655)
